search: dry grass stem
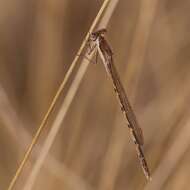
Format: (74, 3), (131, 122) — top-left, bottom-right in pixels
(7, 1), (112, 189)
(0, 83), (92, 190)
(23, 1), (119, 189)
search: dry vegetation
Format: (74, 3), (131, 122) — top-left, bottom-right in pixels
(1, 0), (190, 190)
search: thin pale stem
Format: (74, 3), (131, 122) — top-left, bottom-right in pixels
(22, 1), (119, 189)
(7, 1), (111, 190)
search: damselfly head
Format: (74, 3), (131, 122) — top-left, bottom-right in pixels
(89, 33), (98, 41)
(89, 28), (107, 41)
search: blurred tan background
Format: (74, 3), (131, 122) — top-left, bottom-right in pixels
(1, 0), (190, 189)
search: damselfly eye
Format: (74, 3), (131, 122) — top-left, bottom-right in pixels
(90, 33), (97, 41)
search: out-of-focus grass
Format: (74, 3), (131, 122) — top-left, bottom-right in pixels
(1, 0), (190, 190)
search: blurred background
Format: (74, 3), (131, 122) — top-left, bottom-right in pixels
(1, 0), (190, 189)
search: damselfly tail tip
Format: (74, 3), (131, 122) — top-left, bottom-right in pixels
(146, 173), (152, 181)
(143, 167), (151, 181)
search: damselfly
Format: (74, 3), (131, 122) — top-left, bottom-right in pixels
(87, 28), (151, 180)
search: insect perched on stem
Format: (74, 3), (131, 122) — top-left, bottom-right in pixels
(87, 28), (151, 180)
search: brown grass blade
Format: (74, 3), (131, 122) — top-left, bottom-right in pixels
(7, 1), (112, 190)
(22, 1), (119, 189)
